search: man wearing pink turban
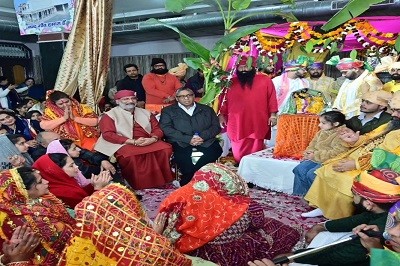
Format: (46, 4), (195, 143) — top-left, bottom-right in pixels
(330, 57), (383, 119)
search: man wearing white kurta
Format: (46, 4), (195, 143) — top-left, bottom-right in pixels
(270, 61), (309, 147)
(331, 58), (383, 119)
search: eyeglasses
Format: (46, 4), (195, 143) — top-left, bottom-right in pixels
(176, 94), (194, 99)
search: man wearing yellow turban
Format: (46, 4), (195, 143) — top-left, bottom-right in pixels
(383, 62), (400, 93)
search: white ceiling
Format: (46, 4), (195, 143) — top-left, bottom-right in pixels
(0, 0), (399, 44)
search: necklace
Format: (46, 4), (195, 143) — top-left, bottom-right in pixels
(156, 74), (167, 84)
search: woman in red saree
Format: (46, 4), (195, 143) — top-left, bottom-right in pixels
(0, 167), (75, 265)
(159, 163), (301, 266)
(40, 90), (99, 150)
(32, 153), (110, 208)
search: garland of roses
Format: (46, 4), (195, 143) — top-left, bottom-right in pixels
(228, 19), (399, 59)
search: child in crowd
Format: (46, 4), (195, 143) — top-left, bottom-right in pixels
(26, 110), (44, 133)
(292, 111), (350, 202)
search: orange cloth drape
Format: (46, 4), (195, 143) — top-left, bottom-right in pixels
(273, 114), (320, 159)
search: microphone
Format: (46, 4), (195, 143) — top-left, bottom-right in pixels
(360, 229), (382, 238)
(272, 230), (382, 265)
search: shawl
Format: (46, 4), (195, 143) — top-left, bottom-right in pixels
(42, 91), (99, 140)
(46, 140), (91, 187)
(159, 163), (250, 253)
(0, 169), (74, 265)
(0, 135), (34, 170)
(32, 154), (94, 209)
(58, 183), (191, 266)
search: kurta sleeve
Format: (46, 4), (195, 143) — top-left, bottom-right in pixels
(99, 114), (129, 144)
(0, 88), (11, 97)
(267, 78), (278, 113)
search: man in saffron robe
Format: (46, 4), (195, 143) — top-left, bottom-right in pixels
(142, 58), (182, 105)
(218, 56), (278, 162)
(95, 90), (173, 189)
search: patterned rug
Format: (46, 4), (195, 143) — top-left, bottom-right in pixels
(137, 187), (325, 244)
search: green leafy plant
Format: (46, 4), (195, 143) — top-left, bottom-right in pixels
(146, 0), (295, 104)
(321, 0), (386, 31)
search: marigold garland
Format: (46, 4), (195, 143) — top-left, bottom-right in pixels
(231, 19), (398, 58)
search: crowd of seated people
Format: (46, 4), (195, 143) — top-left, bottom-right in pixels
(1, 56), (400, 266)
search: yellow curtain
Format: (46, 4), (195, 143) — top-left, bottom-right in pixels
(54, 0), (113, 110)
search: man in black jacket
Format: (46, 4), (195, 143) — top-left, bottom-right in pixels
(346, 90), (392, 135)
(160, 87), (222, 185)
(116, 63), (146, 108)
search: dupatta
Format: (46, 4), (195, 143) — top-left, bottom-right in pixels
(42, 91), (99, 140)
(0, 169), (74, 265)
(46, 140), (91, 187)
(159, 163), (250, 252)
(58, 183), (191, 266)
(32, 154), (94, 208)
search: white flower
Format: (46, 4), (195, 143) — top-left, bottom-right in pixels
(213, 78), (221, 83)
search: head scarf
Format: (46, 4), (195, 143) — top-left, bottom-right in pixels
(159, 163), (250, 253)
(0, 169), (74, 265)
(284, 55), (313, 72)
(32, 154), (93, 208)
(0, 135), (33, 170)
(362, 90), (392, 107)
(58, 183), (191, 266)
(168, 63), (188, 78)
(352, 149), (400, 203)
(46, 140), (91, 187)
(336, 58), (364, 71)
(389, 91), (400, 109)
(42, 90), (99, 141)
(308, 62), (324, 69)
(237, 55), (257, 68)
(114, 90), (136, 100)
(373, 55), (399, 73)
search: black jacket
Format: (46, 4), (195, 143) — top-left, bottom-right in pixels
(116, 75), (146, 102)
(346, 111), (392, 135)
(160, 103), (221, 148)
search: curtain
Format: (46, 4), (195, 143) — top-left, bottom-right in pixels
(54, 0), (113, 110)
(107, 53), (197, 91)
